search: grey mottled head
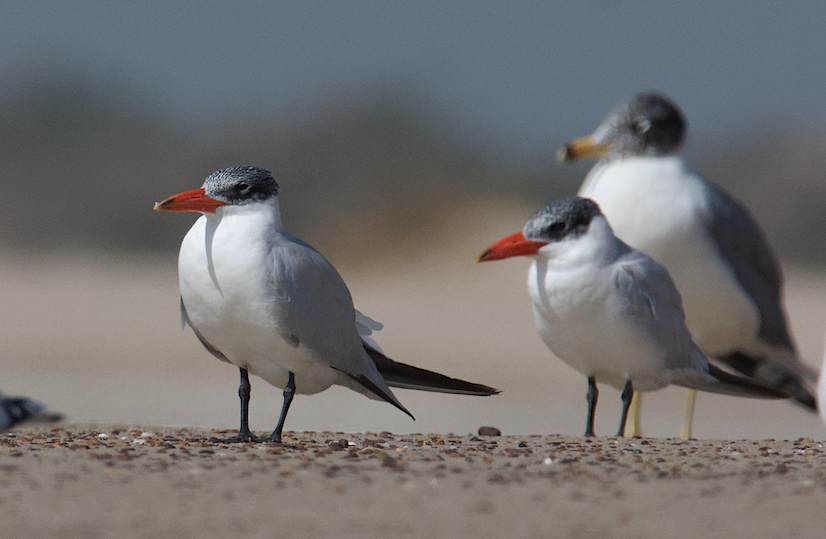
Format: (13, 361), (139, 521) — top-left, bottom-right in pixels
(594, 92), (686, 158)
(203, 166), (279, 205)
(524, 197), (602, 243)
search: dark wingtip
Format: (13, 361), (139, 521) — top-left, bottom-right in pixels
(706, 364), (793, 400)
(715, 352), (818, 412)
(778, 379), (817, 411)
(793, 393), (817, 412)
(344, 372), (414, 420)
(366, 345), (500, 397)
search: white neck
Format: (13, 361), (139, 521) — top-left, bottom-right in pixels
(208, 197), (285, 232)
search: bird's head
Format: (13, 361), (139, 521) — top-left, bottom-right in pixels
(154, 166), (279, 214)
(557, 92), (686, 162)
(477, 197), (603, 262)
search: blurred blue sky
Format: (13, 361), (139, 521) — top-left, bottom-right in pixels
(4, 1), (824, 163)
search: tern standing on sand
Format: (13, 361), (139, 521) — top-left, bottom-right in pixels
(477, 196), (788, 437)
(558, 92), (817, 438)
(155, 166), (498, 442)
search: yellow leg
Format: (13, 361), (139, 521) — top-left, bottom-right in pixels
(623, 391), (643, 437)
(679, 389), (697, 440)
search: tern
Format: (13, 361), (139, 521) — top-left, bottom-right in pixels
(477, 196), (789, 437)
(558, 92), (817, 438)
(0, 393), (58, 431)
(155, 166), (498, 442)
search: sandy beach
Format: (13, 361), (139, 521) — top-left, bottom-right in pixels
(1, 239), (825, 537)
(2, 424), (825, 538)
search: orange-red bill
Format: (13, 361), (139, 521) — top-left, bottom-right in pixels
(154, 188), (227, 213)
(476, 231), (547, 262)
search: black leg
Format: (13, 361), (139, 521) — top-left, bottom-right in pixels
(585, 376), (598, 437)
(263, 371), (296, 443)
(237, 368), (259, 440)
(213, 368), (260, 443)
(617, 379), (634, 437)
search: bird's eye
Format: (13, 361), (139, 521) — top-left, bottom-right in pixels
(235, 182), (250, 193)
(632, 118), (651, 134)
(546, 222), (566, 235)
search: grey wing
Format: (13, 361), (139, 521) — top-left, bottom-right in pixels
(701, 180), (794, 350)
(270, 239), (408, 413)
(269, 238), (377, 376)
(180, 297), (230, 363)
(614, 249), (686, 320)
(613, 252), (702, 372)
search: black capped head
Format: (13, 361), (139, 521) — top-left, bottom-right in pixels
(203, 166), (279, 205)
(524, 197), (602, 243)
(622, 92), (687, 155)
(598, 92), (687, 158)
(476, 197), (605, 263)
(560, 92), (687, 162)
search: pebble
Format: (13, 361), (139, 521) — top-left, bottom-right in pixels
(477, 426), (501, 437)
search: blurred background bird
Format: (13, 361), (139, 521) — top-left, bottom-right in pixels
(0, 392), (60, 431)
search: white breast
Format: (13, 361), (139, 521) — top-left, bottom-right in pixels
(177, 208), (340, 394)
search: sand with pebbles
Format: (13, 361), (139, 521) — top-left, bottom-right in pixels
(2, 424), (825, 538)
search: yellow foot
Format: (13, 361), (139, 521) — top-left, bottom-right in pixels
(623, 391), (643, 437)
(679, 389), (697, 440)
